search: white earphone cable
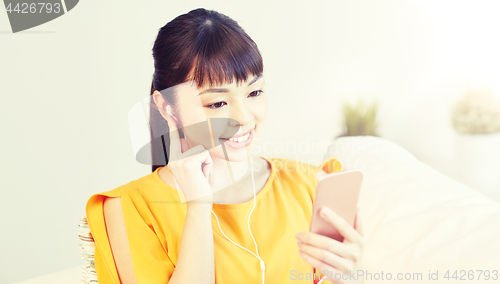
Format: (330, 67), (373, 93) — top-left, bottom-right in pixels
(317, 275), (328, 284)
(211, 155), (265, 284)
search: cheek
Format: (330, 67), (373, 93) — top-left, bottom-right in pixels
(176, 101), (211, 147)
(181, 121), (213, 150)
(252, 99), (267, 140)
(178, 108), (206, 126)
(254, 98), (268, 123)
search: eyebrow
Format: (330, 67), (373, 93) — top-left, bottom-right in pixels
(198, 74), (263, 95)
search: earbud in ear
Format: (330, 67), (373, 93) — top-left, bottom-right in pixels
(166, 105), (172, 115)
(165, 105), (178, 121)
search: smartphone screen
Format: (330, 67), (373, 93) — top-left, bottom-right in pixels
(310, 170), (363, 242)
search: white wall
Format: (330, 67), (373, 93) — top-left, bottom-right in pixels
(2, 0), (500, 283)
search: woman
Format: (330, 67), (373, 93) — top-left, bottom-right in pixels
(86, 8), (364, 284)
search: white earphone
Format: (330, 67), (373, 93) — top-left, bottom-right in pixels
(211, 156), (266, 284)
(165, 105), (178, 121)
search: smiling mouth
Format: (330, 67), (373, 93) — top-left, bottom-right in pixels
(219, 128), (253, 143)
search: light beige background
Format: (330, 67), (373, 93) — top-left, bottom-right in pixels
(1, 0), (500, 283)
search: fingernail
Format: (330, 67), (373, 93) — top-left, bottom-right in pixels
(295, 233), (303, 240)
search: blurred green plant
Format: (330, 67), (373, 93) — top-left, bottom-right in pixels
(451, 88), (500, 135)
(338, 98), (379, 138)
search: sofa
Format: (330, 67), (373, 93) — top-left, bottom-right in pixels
(23, 135), (498, 284)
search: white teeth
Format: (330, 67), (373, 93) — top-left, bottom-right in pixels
(229, 132), (250, 142)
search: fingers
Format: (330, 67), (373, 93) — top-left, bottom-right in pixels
(320, 207), (363, 246)
(298, 241), (353, 274)
(201, 151), (213, 181)
(175, 145), (207, 160)
(175, 145), (213, 174)
(354, 208), (364, 237)
(168, 145), (214, 201)
(298, 250), (345, 283)
(296, 232), (360, 265)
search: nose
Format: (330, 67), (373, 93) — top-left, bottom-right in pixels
(228, 100), (252, 128)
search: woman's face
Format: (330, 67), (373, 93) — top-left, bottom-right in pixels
(174, 73), (268, 162)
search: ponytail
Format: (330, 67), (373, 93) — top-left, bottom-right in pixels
(150, 79), (170, 173)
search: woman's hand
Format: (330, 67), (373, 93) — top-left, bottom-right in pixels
(296, 207), (365, 284)
(164, 113), (214, 205)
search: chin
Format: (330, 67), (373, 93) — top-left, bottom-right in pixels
(210, 144), (254, 162)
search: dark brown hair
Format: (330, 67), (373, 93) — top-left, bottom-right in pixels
(150, 8), (264, 172)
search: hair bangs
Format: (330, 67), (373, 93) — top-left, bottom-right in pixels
(190, 21), (263, 89)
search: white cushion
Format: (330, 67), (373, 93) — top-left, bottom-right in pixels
(324, 136), (500, 283)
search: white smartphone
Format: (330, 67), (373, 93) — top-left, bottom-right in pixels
(310, 169), (363, 242)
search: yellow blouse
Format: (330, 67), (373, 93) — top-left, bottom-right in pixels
(85, 157), (342, 284)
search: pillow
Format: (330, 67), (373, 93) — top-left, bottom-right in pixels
(323, 136), (500, 283)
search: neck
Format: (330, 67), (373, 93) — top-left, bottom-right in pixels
(209, 155), (256, 203)
(210, 155), (252, 188)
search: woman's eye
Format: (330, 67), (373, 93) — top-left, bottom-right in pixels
(248, 90), (263, 98)
(206, 101), (227, 109)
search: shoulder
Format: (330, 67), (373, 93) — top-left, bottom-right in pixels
(268, 156), (342, 174)
(103, 196), (122, 213)
(265, 157), (319, 184)
(265, 157), (343, 184)
(266, 157), (339, 176)
(86, 170), (173, 227)
(87, 171), (164, 205)
(263, 157), (343, 203)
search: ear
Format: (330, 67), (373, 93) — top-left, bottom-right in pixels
(152, 90), (169, 122)
(153, 90), (183, 129)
